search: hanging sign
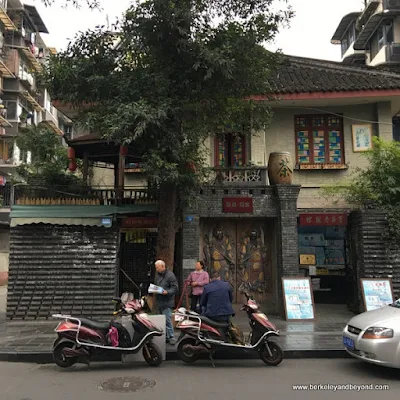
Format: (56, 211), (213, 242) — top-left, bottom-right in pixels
(222, 197), (253, 213)
(282, 277), (315, 321)
(121, 217), (158, 228)
(299, 213), (347, 226)
(360, 278), (394, 312)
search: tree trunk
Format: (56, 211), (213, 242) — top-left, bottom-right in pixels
(156, 184), (178, 271)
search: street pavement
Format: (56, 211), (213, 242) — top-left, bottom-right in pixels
(0, 359), (398, 400)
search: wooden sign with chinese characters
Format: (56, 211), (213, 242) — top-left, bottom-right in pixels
(121, 217), (159, 228)
(299, 213), (347, 226)
(222, 197), (253, 213)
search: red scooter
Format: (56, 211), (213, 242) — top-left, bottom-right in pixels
(52, 291), (163, 368)
(175, 292), (283, 366)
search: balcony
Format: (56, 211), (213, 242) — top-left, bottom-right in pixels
(357, 0), (380, 27)
(0, 157), (17, 174)
(21, 91), (43, 113)
(385, 42), (400, 62)
(384, 0), (400, 11)
(206, 166), (269, 186)
(0, 1), (17, 31)
(13, 185), (159, 206)
(0, 183), (12, 208)
(40, 109), (63, 135)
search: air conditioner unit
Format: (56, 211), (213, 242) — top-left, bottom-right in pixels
(384, 0), (400, 10)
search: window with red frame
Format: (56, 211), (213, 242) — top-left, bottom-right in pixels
(215, 134), (246, 167)
(295, 115), (344, 165)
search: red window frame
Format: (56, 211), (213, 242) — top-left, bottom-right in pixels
(294, 114), (345, 165)
(214, 133), (247, 167)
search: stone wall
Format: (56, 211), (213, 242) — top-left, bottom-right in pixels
(349, 210), (400, 313)
(7, 224), (118, 320)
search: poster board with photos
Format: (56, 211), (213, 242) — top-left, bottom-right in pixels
(282, 277), (315, 321)
(360, 278), (394, 312)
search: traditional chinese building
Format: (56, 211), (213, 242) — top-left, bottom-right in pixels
(6, 54), (400, 319)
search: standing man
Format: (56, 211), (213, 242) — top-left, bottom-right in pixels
(154, 259), (178, 345)
(200, 271), (234, 323)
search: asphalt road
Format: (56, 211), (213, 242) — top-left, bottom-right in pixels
(0, 358), (399, 400)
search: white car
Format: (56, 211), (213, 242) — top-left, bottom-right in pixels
(343, 301), (400, 368)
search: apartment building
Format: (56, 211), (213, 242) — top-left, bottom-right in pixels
(332, 0), (400, 67)
(0, 0), (67, 286)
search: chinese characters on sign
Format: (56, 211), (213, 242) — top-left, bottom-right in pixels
(222, 197), (253, 213)
(299, 213), (347, 226)
(361, 279), (394, 312)
(282, 278), (315, 320)
(121, 217), (158, 228)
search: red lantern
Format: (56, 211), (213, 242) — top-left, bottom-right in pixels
(120, 146), (129, 156)
(67, 147), (75, 159)
(68, 160), (77, 171)
(186, 161), (196, 173)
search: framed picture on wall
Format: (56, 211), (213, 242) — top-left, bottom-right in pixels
(282, 277), (315, 321)
(352, 124), (373, 152)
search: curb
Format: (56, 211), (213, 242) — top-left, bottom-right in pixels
(0, 348), (350, 364)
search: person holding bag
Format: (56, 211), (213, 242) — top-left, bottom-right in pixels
(186, 261), (209, 312)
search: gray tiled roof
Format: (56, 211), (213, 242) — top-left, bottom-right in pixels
(269, 55), (400, 94)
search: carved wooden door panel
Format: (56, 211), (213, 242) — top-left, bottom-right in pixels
(202, 219), (272, 303)
(236, 220), (272, 305)
(202, 220), (237, 299)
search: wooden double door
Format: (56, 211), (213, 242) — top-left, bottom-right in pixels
(202, 219), (273, 303)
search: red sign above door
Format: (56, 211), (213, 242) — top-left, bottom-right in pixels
(299, 213), (347, 226)
(222, 197), (253, 213)
(121, 217), (158, 228)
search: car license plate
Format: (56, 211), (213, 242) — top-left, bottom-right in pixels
(343, 336), (355, 350)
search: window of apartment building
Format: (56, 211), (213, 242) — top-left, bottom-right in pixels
(371, 21), (394, 59)
(295, 115), (344, 166)
(214, 133), (246, 167)
(341, 22), (357, 57)
(4, 101), (18, 121)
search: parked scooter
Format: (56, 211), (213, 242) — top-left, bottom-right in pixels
(175, 292), (283, 366)
(52, 288), (163, 368)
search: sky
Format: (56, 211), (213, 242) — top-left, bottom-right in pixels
(30, 0), (367, 62)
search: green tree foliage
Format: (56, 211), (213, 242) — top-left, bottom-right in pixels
(42, 0), (293, 265)
(15, 124), (83, 187)
(321, 137), (400, 240)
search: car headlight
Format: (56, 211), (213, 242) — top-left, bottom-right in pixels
(362, 327), (394, 339)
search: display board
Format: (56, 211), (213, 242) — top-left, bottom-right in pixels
(360, 278), (394, 312)
(282, 277), (315, 321)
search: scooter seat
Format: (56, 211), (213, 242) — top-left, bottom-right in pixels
(78, 317), (111, 331)
(199, 316), (230, 329)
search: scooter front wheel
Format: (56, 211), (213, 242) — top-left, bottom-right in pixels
(143, 342), (162, 367)
(260, 341), (283, 366)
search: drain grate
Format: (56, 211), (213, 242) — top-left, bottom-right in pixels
(99, 377), (156, 393)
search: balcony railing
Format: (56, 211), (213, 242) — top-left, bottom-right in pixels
(0, 183), (12, 208)
(206, 167), (268, 185)
(13, 185), (159, 206)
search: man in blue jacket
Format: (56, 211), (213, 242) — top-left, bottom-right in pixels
(200, 271), (234, 323)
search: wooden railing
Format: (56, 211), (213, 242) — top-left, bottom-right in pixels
(206, 167), (268, 185)
(13, 185), (159, 206)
